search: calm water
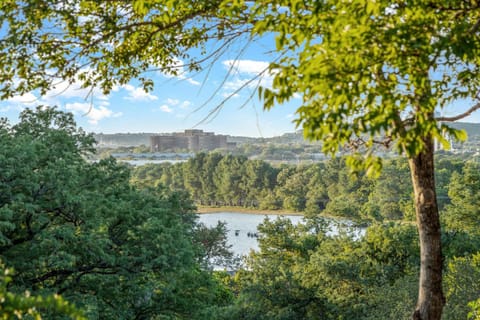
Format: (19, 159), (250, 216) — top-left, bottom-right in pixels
(120, 159), (187, 166)
(199, 212), (303, 256)
(198, 212), (364, 257)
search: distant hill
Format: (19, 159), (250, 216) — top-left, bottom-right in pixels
(93, 122), (480, 147)
(94, 133), (154, 147)
(447, 122), (480, 138)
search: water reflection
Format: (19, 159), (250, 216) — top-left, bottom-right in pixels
(198, 212), (365, 257)
(199, 212), (303, 256)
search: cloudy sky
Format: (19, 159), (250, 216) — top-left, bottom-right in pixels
(1, 35), (479, 137)
(0, 36), (301, 137)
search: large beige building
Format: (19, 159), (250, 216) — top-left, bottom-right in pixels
(150, 130), (232, 152)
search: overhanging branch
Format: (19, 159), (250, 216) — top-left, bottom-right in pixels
(436, 102), (480, 122)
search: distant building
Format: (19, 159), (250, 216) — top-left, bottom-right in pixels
(150, 130), (233, 152)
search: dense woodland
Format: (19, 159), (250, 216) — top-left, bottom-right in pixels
(130, 153), (480, 319)
(2, 108), (479, 318)
(131, 152), (474, 223)
(0, 108), (234, 318)
(3, 0), (480, 318)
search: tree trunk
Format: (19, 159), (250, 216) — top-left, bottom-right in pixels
(408, 137), (445, 320)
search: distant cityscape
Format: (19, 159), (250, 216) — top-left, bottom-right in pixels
(93, 122), (480, 157)
(150, 129), (236, 152)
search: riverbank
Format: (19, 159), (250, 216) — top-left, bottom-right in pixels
(196, 206), (303, 216)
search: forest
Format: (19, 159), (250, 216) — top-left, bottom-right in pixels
(131, 152), (473, 224)
(1, 107), (479, 319)
(2, 0), (480, 318)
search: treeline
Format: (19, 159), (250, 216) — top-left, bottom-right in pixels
(131, 152), (468, 222)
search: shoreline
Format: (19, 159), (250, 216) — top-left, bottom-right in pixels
(196, 206), (304, 216)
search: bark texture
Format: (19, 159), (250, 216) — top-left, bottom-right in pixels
(409, 137), (445, 320)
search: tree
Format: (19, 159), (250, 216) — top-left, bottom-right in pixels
(0, 107), (232, 319)
(213, 155), (247, 206)
(443, 253), (480, 319)
(250, 2), (480, 319)
(2, 1), (480, 319)
(363, 158), (413, 221)
(0, 262), (85, 319)
(443, 161), (480, 234)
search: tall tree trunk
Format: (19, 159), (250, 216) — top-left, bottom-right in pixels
(408, 137), (445, 320)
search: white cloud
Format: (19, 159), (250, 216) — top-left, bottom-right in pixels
(221, 59), (275, 97)
(43, 70), (109, 102)
(222, 92), (240, 99)
(166, 98), (180, 106)
(181, 100), (191, 109)
(6, 92), (39, 106)
(159, 104), (173, 113)
(65, 102), (122, 124)
(185, 78), (201, 86)
(222, 60), (270, 75)
(123, 84), (158, 101)
(158, 98), (191, 113)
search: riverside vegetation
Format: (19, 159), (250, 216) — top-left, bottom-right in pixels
(1, 107), (479, 319)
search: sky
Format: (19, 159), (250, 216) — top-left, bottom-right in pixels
(0, 34), (301, 138)
(1, 32), (480, 138)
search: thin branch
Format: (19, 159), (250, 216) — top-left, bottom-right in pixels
(436, 102), (480, 122)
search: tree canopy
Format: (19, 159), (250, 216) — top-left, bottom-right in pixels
(2, 1), (480, 319)
(0, 107), (233, 319)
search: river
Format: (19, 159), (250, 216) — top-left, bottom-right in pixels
(198, 212), (363, 257)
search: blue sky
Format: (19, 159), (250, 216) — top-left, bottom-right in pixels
(0, 35), (301, 138)
(1, 34), (480, 137)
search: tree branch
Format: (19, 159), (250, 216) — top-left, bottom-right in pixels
(436, 102), (480, 122)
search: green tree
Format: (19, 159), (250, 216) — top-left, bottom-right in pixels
(241, 160), (277, 208)
(184, 153), (207, 203)
(443, 161), (480, 234)
(275, 166), (310, 212)
(213, 155), (247, 206)
(3, 1), (480, 318)
(232, 217), (332, 320)
(363, 159), (413, 221)
(434, 156), (464, 211)
(0, 262), (85, 319)
(0, 107), (231, 319)
(250, 2), (480, 318)
(200, 153), (225, 206)
(443, 253), (480, 320)
(304, 163), (329, 216)
(231, 218), (424, 319)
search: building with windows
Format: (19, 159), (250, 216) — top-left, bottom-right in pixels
(150, 130), (233, 152)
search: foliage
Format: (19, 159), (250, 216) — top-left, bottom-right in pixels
(2, 2), (480, 318)
(0, 0), (247, 98)
(444, 253), (480, 320)
(469, 298), (480, 320)
(213, 215), (479, 320)
(193, 221), (240, 271)
(0, 107), (232, 319)
(132, 153), (464, 223)
(443, 161), (480, 234)
(221, 217), (425, 320)
(0, 262), (85, 320)
(253, 0), (474, 162)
